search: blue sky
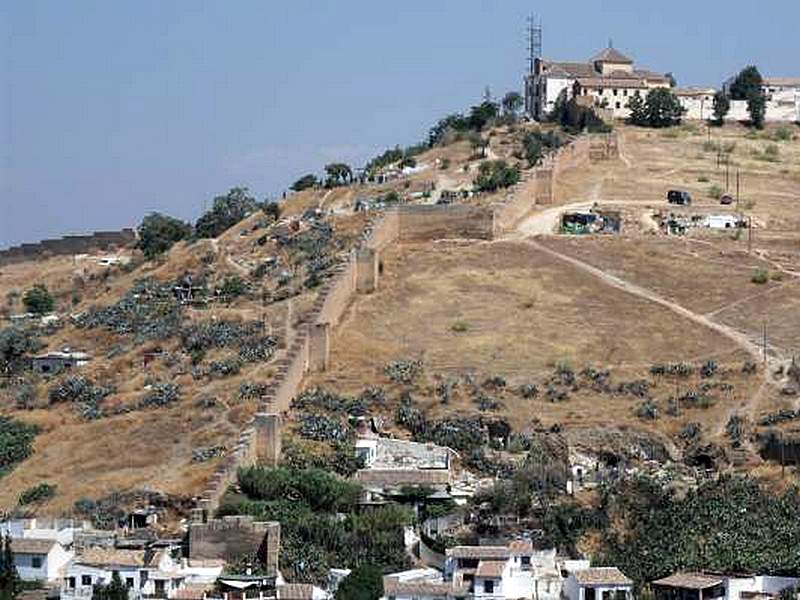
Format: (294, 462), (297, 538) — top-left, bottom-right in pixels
(2, 0), (798, 248)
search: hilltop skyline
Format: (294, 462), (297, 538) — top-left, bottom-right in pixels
(2, 0), (799, 247)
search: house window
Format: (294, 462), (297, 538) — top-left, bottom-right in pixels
(68, 577), (76, 589)
(82, 575), (92, 586)
(585, 588), (597, 600)
(31, 557), (42, 569)
(615, 102), (621, 109)
(623, 89), (628, 96)
(613, 89), (618, 96)
(485, 580), (495, 594)
(615, 591), (628, 600)
(126, 578), (134, 589)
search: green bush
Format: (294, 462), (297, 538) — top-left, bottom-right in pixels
(751, 268), (769, 284)
(474, 160), (520, 192)
(136, 213), (192, 259)
(237, 466), (361, 513)
(290, 174), (318, 192)
(697, 175), (709, 183)
(22, 285), (54, 315)
(772, 127), (793, 142)
(195, 187), (259, 238)
(224, 467), (411, 584)
(451, 321), (470, 333)
(0, 417), (38, 478)
(219, 275), (246, 299)
(335, 564), (383, 600)
(19, 483), (56, 505)
(708, 184), (724, 199)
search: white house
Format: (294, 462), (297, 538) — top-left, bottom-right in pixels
(10, 538), (73, 583)
(525, 46), (670, 120)
(60, 546), (222, 600)
(445, 541), (538, 599)
(703, 215), (741, 230)
(563, 567), (633, 600)
(674, 88), (718, 121)
(652, 572), (800, 600)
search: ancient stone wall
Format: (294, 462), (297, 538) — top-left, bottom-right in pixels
(188, 515), (280, 575)
(0, 229), (136, 265)
(194, 133), (606, 516)
(397, 205), (495, 241)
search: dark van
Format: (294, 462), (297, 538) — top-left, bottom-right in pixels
(667, 190), (692, 205)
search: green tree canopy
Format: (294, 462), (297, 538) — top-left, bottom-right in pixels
(712, 91), (731, 126)
(136, 212), (192, 259)
(22, 284), (53, 315)
(92, 571), (128, 600)
(467, 101), (499, 130)
(729, 65), (763, 100)
(747, 93), (767, 129)
(501, 91), (524, 117)
(290, 174), (318, 192)
(628, 88), (685, 128)
(0, 328), (42, 374)
(427, 113), (470, 147)
(335, 564), (383, 600)
(473, 160), (520, 192)
(0, 534), (20, 600)
(195, 187), (259, 238)
(550, 90), (611, 134)
(324, 163), (353, 187)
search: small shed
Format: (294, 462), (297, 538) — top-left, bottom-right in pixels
(652, 573), (726, 600)
(31, 350), (91, 374)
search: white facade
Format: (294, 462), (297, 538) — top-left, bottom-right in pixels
(675, 89), (718, 121)
(563, 568), (633, 600)
(60, 548), (222, 600)
(724, 575), (799, 600)
(13, 542), (73, 582)
(525, 47), (670, 121)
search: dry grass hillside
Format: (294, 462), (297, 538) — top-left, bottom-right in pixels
(1, 120), (798, 513)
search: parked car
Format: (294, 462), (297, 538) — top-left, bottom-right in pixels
(667, 190), (692, 205)
(720, 194), (734, 205)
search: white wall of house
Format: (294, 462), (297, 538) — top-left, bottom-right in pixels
(563, 577), (632, 600)
(678, 95), (715, 120)
(725, 575), (800, 600)
(14, 545), (73, 582)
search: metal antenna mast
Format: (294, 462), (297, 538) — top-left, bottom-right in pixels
(526, 14), (542, 74)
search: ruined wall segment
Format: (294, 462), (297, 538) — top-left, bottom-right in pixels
(0, 229), (136, 265)
(188, 515), (280, 576)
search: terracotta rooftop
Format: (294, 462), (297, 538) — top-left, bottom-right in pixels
(763, 77), (800, 87)
(574, 568), (632, 586)
(10, 539), (57, 555)
(382, 577), (469, 597)
(592, 47), (633, 64)
(653, 573), (724, 590)
(476, 560), (506, 578)
(576, 77), (648, 89)
(447, 546), (510, 560)
(77, 548), (151, 568)
(277, 584), (315, 600)
(171, 584), (214, 600)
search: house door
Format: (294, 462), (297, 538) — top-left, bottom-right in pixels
(585, 587), (597, 600)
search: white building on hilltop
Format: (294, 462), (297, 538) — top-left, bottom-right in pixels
(525, 46), (670, 121)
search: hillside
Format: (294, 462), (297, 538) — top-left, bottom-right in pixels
(1, 119), (799, 517)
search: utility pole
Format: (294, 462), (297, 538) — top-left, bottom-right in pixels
(725, 157), (730, 190)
